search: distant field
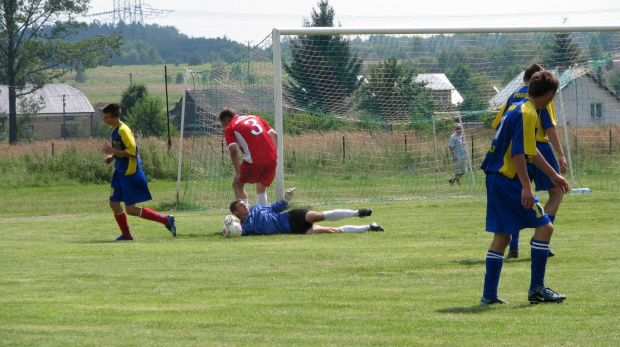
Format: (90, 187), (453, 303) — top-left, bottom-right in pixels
(62, 63), (213, 106)
(1, 182), (619, 346)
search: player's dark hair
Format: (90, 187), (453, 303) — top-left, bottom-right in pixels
(219, 107), (236, 121)
(102, 103), (121, 118)
(528, 71), (559, 98)
(523, 64), (544, 82)
(229, 199), (243, 213)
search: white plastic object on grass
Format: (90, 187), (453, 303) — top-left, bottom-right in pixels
(569, 188), (592, 195)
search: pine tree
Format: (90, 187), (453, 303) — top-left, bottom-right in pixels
(356, 56), (434, 124)
(282, 0), (362, 116)
(543, 33), (581, 70)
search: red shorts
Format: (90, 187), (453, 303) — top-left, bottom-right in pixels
(239, 160), (276, 187)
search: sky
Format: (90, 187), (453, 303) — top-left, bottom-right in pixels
(84, 0), (620, 43)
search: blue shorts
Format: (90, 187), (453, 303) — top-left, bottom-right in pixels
(110, 169), (153, 206)
(485, 173), (550, 235)
(527, 142), (559, 191)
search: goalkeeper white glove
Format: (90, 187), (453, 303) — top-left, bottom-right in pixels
(284, 187), (296, 202)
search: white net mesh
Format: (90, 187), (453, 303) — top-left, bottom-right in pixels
(179, 28), (620, 209)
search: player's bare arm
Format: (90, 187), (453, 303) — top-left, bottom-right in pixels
(102, 143), (134, 158)
(268, 130), (278, 148)
(228, 144), (242, 180)
(545, 126), (567, 174)
(532, 150), (569, 194)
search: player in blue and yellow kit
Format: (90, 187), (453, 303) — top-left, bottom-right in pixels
(493, 64), (567, 259)
(480, 71), (570, 305)
(101, 103), (176, 241)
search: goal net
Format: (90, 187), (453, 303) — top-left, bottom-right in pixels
(180, 26), (620, 209)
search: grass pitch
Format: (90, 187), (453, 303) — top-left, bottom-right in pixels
(1, 182), (619, 346)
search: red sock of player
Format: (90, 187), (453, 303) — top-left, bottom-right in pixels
(114, 212), (132, 237)
(140, 207), (168, 225)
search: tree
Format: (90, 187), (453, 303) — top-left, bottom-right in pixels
(120, 83), (149, 120)
(282, 0), (362, 115)
(355, 56), (434, 124)
(0, 0), (122, 144)
(589, 35), (604, 61)
(188, 53), (204, 66)
(445, 64), (490, 113)
(124, 97), (169, 137)
(543, 33), (581, 70)
(608, 66), (620, 94)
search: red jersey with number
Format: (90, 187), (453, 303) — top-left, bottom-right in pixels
(225, 114), (277, 164)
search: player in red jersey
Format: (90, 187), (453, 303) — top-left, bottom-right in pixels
(219, 107), (278, 206)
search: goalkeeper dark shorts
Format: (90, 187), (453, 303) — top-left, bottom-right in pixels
(287, 209), (312, 234)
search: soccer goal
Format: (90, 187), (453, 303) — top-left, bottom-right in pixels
(179, 26), (620, 210)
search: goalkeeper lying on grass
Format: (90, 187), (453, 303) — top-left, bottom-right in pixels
(223, 188), (384, 237)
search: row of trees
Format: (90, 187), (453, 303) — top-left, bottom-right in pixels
(281, 0), (620, 125)
(74, 21), (249, 66)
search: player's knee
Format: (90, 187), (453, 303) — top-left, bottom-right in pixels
(126, 205), (141, 216)
(538, 222), (554, 236)
(109, 201), (122, 213)
(305, 211), (324, 224)
(548, 188), (563, 200)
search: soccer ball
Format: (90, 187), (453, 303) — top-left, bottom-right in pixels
(222, 215), (243, 238)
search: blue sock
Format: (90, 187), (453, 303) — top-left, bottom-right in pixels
(548, 215), (556, 223)
(483, 250), (504, 300)
(530, 240), (550, 292)
(509, 231), (520, 251)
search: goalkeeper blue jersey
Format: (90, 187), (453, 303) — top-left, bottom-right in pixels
(481, 98), (538, 179)
(241, 200), (292, 235)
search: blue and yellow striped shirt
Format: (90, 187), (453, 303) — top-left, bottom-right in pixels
(110, 121), (140, 176)
(481, 98), (538, 179)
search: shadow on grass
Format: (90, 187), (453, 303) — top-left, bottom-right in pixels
(176, 232), (221, 238)
(454, 259), (486, 265)
(454, 258), (532, 266)
(73, 232), (221, 243)
(438, 303), (531, 314)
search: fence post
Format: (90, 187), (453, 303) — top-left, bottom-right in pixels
(342, 136), (346, 163)
(471, 134), (474, 161)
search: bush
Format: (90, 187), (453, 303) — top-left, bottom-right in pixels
(0, 138), (180, 188)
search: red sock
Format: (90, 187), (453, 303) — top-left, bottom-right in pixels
(140, 207), (168, 225)
(114, 212), (132, 237)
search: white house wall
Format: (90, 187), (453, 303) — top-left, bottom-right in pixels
(556, 76), (620, 126)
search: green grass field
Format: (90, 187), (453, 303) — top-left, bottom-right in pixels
(62, 63), (213, 106)
(1, 182), (619, 346)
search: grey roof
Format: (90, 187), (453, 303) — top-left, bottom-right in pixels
(413, 73), (464, 105)
(487, 71), (525, 109)
(413, 73), (456, 91)
(489, 62), (620, 110)
(0, 83), (94, 115)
